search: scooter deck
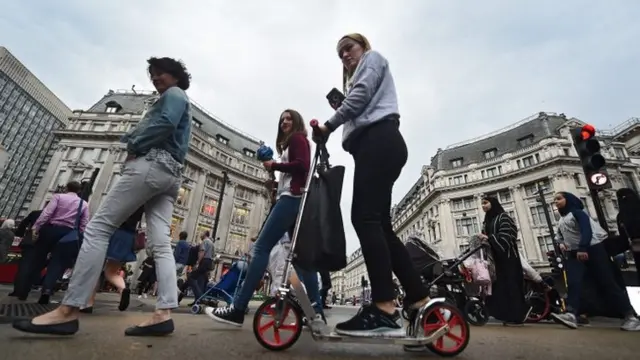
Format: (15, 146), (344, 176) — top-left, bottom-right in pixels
(309, 323), (449, 345)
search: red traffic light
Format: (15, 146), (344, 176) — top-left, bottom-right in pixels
(580, 124), (596, 140)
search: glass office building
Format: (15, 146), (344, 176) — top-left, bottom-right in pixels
(0, 47), (71, 218)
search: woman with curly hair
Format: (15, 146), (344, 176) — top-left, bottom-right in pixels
(13, 56), (193, 337)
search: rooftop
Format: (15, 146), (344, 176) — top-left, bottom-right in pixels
(84, 89), (264, 153)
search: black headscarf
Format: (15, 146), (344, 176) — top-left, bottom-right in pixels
(482, 196), (505, 234)
(617, 188), (640, 238)
(557, 191), (584, 217)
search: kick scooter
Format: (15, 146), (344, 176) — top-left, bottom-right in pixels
(251, 120), (471, 357)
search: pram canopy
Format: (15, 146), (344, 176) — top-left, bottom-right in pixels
(405, 236), (441, 273)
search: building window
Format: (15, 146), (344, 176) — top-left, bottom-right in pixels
(614, 147), (626, 159)
(235, 186), (254, 201)
(537, 235), (554, 255)
(170, 216), (184, 240)
(79, 148), (94, 163)
(530, 205), (551, 226)
(201, 196), (218, 217)
(573, 174), (582, 187)
(227, 233), (248, 254)
(521, 155), (534, 168)
(449, 175), (467, 186)
(517, 135), (534, 147)
(216, 135), (229, 145)
(192, 117), (203, 128)
(243, 148), (255, 157)
(486, 189), (512, 203)
(176, 187), (191, 207)
(483, 148), (497, 159)
(455, 217), (479, 236)
(206, 175), (222, 190)
(231, 206), (249, 225)
(450, 158), (463, 168)
(523, 179), (552, 197)
(451, 197), (474, 211)
(105, 101), (121, 113)
(195, 224), (212, 241)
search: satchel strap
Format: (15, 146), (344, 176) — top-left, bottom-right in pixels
(73, 199), (84, 230)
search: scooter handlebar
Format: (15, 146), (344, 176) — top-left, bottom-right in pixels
(309, 119), (325, 144)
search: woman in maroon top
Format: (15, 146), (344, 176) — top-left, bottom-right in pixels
(208, 109), (323, 327)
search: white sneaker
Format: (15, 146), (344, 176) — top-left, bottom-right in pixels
(621, 317), (640, 331)
(143, 294), (148, 299)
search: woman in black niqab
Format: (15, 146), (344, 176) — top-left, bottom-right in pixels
(480, 196), (529, 325)
(615, 188), (640, 284)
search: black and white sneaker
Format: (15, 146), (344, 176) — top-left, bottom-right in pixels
(205, 305), (244, 327)
(335, 305), (404, 338)
(551, 312), (578, 329)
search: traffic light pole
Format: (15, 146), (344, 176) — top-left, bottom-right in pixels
(589, 189), (610, 233)
(211, 171), (230, 246)
(536, 184), (559, 254)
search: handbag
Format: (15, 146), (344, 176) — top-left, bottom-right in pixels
(59, 199), (84, 244)
(133, 230), (146, 251)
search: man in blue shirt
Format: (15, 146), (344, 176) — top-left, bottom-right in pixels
(174, 231), (190, 277)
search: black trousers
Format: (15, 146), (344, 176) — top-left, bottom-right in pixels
(566, 242), (635, 317)
(18, 224), (73, 298)
(349, 119), (428, 304)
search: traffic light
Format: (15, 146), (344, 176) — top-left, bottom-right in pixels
(571, 124), (610, 190)
(546, 250), (564, 274)
(361, 276), (368, 288)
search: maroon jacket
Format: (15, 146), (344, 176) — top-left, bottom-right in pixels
(271, 133), (310, 196)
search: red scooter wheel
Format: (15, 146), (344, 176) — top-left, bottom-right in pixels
(253, 297), (303, 351)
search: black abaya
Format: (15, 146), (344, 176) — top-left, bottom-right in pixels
(484, 212), (529, 323)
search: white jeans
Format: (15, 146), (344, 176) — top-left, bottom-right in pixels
(62, 157), (181, 309)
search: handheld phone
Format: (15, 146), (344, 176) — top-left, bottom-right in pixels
(326, 88), (346, 109)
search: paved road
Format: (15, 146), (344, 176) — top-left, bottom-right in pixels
(1, 293), (639, 359)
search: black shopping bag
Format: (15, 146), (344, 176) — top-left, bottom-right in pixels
(294, 165), (347, 272)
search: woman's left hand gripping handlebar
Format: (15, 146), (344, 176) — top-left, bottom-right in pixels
(310, 119), (330, 144)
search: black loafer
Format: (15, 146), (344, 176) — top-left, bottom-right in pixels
(119, 288), (131, 311)
(12, 319), (79, 335)
(124, 319), (174, 337)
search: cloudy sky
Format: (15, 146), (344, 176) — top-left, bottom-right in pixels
(2, 1), (639, 254)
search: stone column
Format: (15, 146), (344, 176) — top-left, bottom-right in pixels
(511, 184), (540, 261)
(185, 169), (207, 239)
(216, 180), (237, 252)
(438, 198), (456, 258)
(88, 146), (118, 214)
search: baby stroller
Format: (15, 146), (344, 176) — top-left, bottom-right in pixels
(404, 236), (490, 326)
(190, 256), (249, 314)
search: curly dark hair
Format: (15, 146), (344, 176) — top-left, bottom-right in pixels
(147, 57), (192, 90)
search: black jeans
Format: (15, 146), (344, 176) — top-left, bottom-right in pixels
(181, 258), (213, 300)
(19, 224), (74, 298)
(13, 245), (41, 294)
(42, 240), (80, 295)
(565, 242), (635, 317)
(349, 118), (428, 304)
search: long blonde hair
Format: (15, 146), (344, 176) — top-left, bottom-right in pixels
(337, 33), (372, 93)
(276, 109), (307, 155)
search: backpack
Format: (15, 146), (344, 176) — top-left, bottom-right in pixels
(186, 245), (200, 266)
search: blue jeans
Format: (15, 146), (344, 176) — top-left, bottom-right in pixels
(233, 196), (322, 313)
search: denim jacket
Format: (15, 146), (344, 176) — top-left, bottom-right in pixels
(121, 86), (192, 164)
